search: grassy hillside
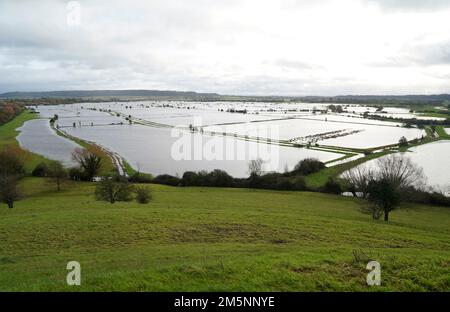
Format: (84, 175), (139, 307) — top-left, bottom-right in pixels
(0, 178), (448, 291)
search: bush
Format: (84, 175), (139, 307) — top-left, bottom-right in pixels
(398, 136), (408, 147)
(292, 158), (325, 176)
(128, 172), (153, 183)
(95, 176), (133, 204)
(181, 171), (200, 186)
(71, 148), (102, 180)
(322, 178), (343, 194)
(32, 162), (49, 177)
(134, 186), (152, 204)
(181, 170), (234, 187)
(245, 172), (307, 191)
(208, 169), (234, 187)
(153, 174), (181, 186)
(292, 176), (307, 191)
(69, 167), (84, 181)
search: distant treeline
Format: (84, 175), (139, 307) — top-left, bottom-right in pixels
(366, 113), (450, 126)
(1, 90), (449, 106)
(141, 167), (450, 207)
(0, 102), (23, 126)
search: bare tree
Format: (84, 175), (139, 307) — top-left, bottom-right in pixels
(375, 154), (426, 191)
(248, 158), (264, 177)
(342, 165), (374, 198)
(0, 175), (20, 208)
(365, 154), (426, 221)
(72, 148), (102, 180)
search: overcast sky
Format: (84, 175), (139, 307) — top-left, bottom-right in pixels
(1, 0), (449, 95)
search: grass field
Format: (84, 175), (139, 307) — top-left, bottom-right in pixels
(0, 178), (449, 291)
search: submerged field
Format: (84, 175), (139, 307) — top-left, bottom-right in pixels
(0, 178), (449, 291)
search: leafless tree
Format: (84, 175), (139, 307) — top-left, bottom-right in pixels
(363, 154), (426, 221)
(248, 158), (264, 177)
(342, 165), (374, 198)
(375, 154), (426, 192)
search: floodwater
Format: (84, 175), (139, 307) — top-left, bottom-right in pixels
(16, 119), (81, 167)
(20, 101), (448, 182)
(348, 140), (450, 192)
(63, 124), (340, 177)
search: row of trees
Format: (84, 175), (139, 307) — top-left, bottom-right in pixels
(152, 158), (339, 194)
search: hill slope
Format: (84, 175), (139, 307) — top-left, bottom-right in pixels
(0, 178), (448, 291)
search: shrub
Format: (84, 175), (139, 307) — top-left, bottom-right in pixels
(398, 136), (408, 147)
(292, 176), (307, 191)
(95, 176), (133, 204)
(322, 177), (343, 194)
(134, 186), (152, 204)
(128, 172), (153, 183)
(182, 171), (199, 186)
(245, 172), (306, 191)
(292, 158), (325, 176)
(153, 174), (181, 186)
(71, 148), (102, 180)
(32, 162), (49, 177)
(209, 169), (234, 187)
(69, 167), (84, 181)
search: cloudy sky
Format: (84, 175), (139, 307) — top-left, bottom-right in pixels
(0, 0), (449, 95)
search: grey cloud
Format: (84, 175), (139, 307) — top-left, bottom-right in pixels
(0, 0), (449, 95)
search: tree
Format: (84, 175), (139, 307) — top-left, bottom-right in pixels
(0, 175), (20, 208)
(342, 165), (374, 198)
(367, 179), (400, 221)
(95, 176), (133, 204)
(248, 158), (264, 177)
(47, 161), (67, 191)
(71, 148), (102, 180)
(375, 154), (426, 191)
(398, 136), (408, 147)
(0, 145), (28, 175)
(365, 154), (426, 221)
(32, 162), (49, 177)
(293, 158), (325, 175)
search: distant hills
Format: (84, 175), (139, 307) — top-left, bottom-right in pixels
(0, 89), (220, 99)
(0, 90), (449, 105)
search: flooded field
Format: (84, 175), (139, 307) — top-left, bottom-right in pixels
(16, 119), (81, 166)
(19, 101), (447, 183)
(348, 140), (450, 193)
